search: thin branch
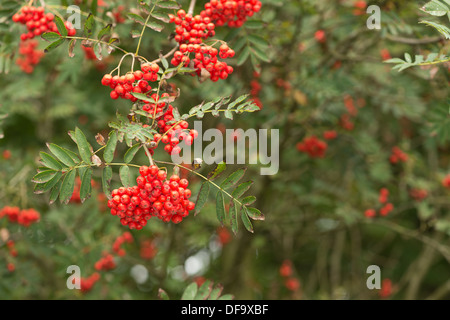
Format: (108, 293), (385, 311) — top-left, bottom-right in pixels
(188, 0), (197, 15)
(385, 34), (443, 45)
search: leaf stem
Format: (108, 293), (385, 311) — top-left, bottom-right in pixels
(135, 4), (156, 56)
(154, 160), (243, 207)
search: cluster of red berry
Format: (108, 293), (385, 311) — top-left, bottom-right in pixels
(101, 63), (159, 101)
(323, 130), (338, 140)
(0, 206), (40, 227)
(250, 71), (263, 109)
(2, 150), (11, 160)
(389, 146), (408, 164)
(82, 45), (97, 61)
(80, 272), (101, 293)
(216, 226), (232, 245)
(379, 279), (393, 299)
(107, 165), (195, 230)
(169, 10), (234, 81)
(136, 93), (198, 155)
(340, 95), (365, 131)
(13, 6), (76, 41)
(314, 30), (326, 44)
(364, 188), (394, 218)
(200, 0), (262, 28)
(279, 260), (300, 292)
(112, 231), (133, 256)
(442, 174), (450, 189)
(409, 188), (428, 202)
(169, 9), (215, 45)
(6, 240), (18, 257)
(140, 239), (158, 260)
(15, 40), (44, 74)
(296, 136), (328, 158)
(94, 253), (116, 271)
(353, 0), (367, 16)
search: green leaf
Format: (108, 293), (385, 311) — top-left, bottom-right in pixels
(158, 288), (170, 300)
(250, 46), (270, 62)
(131, 92), (151, 102)
(156, 1), (181, 9)
(151, 12), (170, 23)
(54, 15), (67, 37)
(44, 38), (65, 53)
(237, 46), (250, 66)
(224, 110), (233, 120)
(181, 283), (198, 300)
(32, 170), (57, 184)
(241, 206), (254, 233)
(231, 181), (253, 199)
(75, 127), (93, 164)
(97, 24), (112, 40)
(119, 165), (132, 187)
(34, 171), (62, 194)
(248, 34), (269, 47)
(208, 284), (224, 300)
(216, 191), (226, 226)
(230, 200), (238, 235)
(84, 13), (95, 37)
(104, 130), (118, 163)
(47, 143), (76, 167)
(207, 161), (226, 180)
(124, 144), (141, 163)
(102, 166), (113, 198)
(147, 21), (164, 32)
(40, 152), (64, 170)
(194, 181), (210, 215)
(41, 32), (62, 42)
(246, 207), (265, 221)
(59, 169), (77, 204)
(220, 168), (247, 190)
(49, 180), (62, 204)
(195, 280), (213, 300)
(228, 94), (249, 110)
(421, 0), (450, 16)
(91, 0), (98, 16)
(241, 195), (256, 206)
(218, 294), (234, 300)
(79, 168), (93, 203)
(127, 13), (145, 24)
(245, 20), (264, 29)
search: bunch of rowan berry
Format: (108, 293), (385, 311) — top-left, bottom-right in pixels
(101, 63), (159, 101)
(80, 272), (100, 293)
(279, 259), (300, 292)
(365, 188), (394, 218)
(140, 239), (158, 260)
(389, 146), (408, 164)
(200, 0), (262, 28)
(15, 40), (44, 74)
(107, 165), (195, 230)
(94, 253), (116, 271)
(296, 136), (328, 158)
(323, 130), (338, 140)
(172, 42), (235, 81)
(6, 240), (18, 257)
(0, 206), (40, 227)
(112, 231), (133, 256)
(169, 9), (215, 45)
(13, 6), (76, 41)
(169, 9), (235, 81)
(409, 188), (428, 202)
(442, 174), (450, 189)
